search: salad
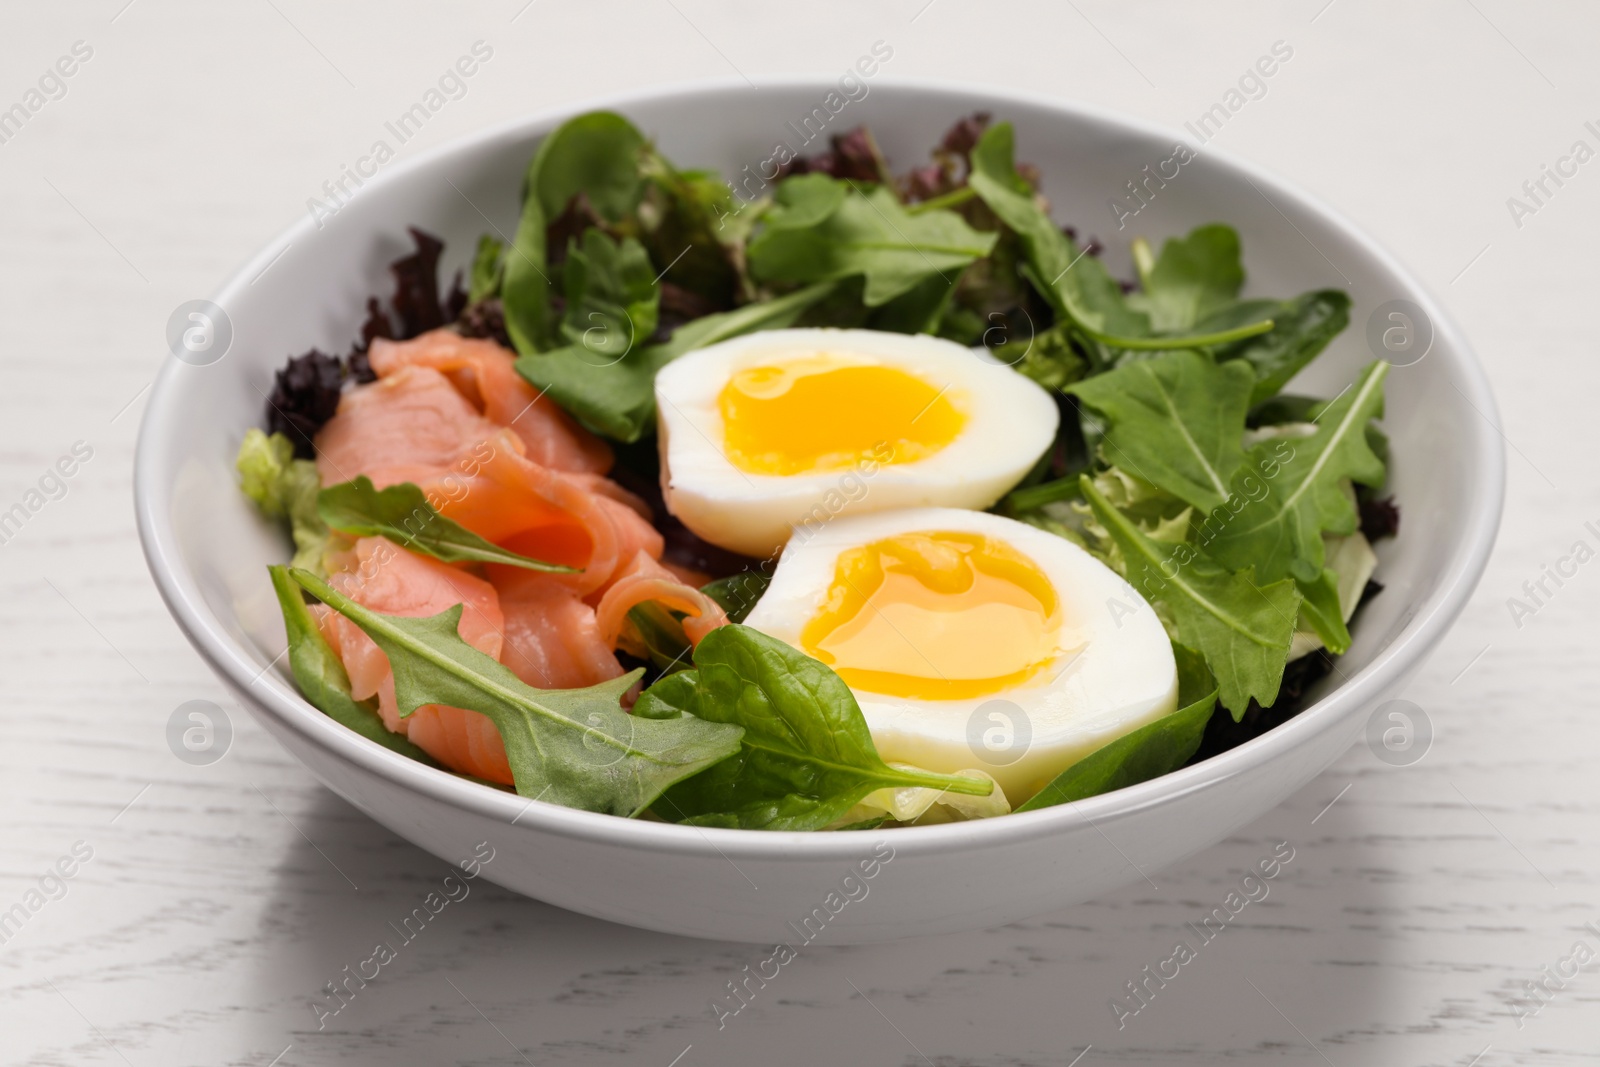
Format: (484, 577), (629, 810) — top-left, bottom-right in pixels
(239, 111), (1398, 830)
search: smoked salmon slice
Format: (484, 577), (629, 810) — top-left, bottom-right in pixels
(595, 551), (731, 651)
(317, 537), (516, 784)
(316, 364), (498, 490)
(495, 568), (626, 690)
(368, 330), (612, 475)
(316, 374), (660, 595)
(306, 331), (739, 787)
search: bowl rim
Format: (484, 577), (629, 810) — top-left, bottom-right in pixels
(134, 75), (1505, 862)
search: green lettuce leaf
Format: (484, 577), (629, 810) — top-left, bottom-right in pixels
(1206, 361), (1389, 583)
(267, 565), (438, 765)
(1067, 350), (1256, 512)
(317, 476), (574, 572)
(287, 568), (743, 816)
(558, 229), (660, 359)
(1012, 324), (1088, 391)
(514, 280), (838, 442)
(1080, 475), (1299, 714)
(747, 175), (998, 306)
(236, 429), (338, 573)
(1015, 645), (1217, 811)
(1295, 569), (1353, 656)
(639, 625), (992, 831)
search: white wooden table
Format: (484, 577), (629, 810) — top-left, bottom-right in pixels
(2, 2), (1596, 1063)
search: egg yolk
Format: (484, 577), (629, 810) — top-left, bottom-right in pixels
(718, 355), (965, 476)
(800, 531), (1063, 700)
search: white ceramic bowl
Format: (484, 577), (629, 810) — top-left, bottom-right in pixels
(135, 79), (1502, 944)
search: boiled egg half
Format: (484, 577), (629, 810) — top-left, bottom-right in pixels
(742, 507), (1178, 803)
(655, 328), (1058, 557)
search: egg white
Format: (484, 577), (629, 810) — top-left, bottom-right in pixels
(743, 507), (1179, 804)
(654, 328), (1059, 558)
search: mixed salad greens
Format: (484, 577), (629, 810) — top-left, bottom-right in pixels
(242, 111), (1397, 828)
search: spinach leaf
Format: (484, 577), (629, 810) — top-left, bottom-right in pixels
(467, 234), (504, 304)
(1206, 361), (1388, 583)
(526, 110), (646, 223)
(236, 429), (339, 573)
(514, 280), (838, 442)
(501, 111), (648, 355)
(267, 565), (438, 765)
(1127, 225), (1245, 331)
(317, 476), (574, 572)
(501, 193), (557, 356)
(1015, 644), (1217, 811)
(1068, 351), (1256, 512)
(1207, 289), (1352, 403)
(288, 568), (743, 816)
(558, 229), (660, 359)
(747, 176), (997, 306)
(1295, 569), (1352, 656)
(967, 124), (1273, 357)
(1080, 475), (1299, 714)
(640, 625), (992, 831)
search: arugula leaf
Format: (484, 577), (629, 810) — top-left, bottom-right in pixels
(1206, 361), (1388, 583)
(467, 234), (504, 304)
(1080, 475), (1299, 714)
(747, 176), (997, 306)
(502, 112), (648, 355)
(967, 124), (1273, 356)
(1127, 225), (1245, 331)
(640, 625), (992, 831)
(1206, 289), (1352, 403)
(1015, 644), (1217, 811)
(317, 476), (574, 572)
(267, 565), (438, 765)
(1068, 351), (1256, 512)
(514, 280), (838, 442)
(759, 172), (844, 228)
(865, 271), (960, 335)
(968, 125), (1144, 345)
(1295, 569), (1352, 656)
(236, 429), (339, 573)
(558, 229), (660, 359)
(288, 568), (743, 816)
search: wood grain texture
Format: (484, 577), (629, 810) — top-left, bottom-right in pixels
(1, 1), (1597, 1063)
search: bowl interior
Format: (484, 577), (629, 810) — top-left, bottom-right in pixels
(136, 79), (1501, 850)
